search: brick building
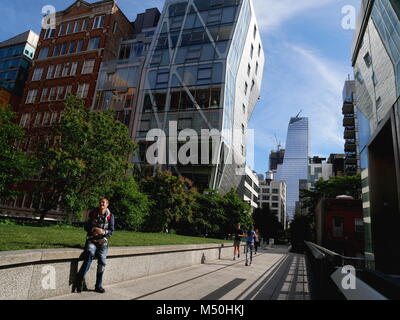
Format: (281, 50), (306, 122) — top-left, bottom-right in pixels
(0, 0), (135, 218)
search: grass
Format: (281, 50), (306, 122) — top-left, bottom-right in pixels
(0, 224), (230, 252)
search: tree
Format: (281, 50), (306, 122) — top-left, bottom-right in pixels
(140, 171), (198, 233)
(220, 189), (253, 237)
(289, 213), (313, 253)
(105, 175), (150, 231)
(252, 206), (283, 241)
(0, 105), (37, 200)
(300, 174), (362, 223)
(34, 95), (137, 222)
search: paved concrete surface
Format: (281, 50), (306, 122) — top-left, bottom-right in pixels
(49, 246), (311, 300)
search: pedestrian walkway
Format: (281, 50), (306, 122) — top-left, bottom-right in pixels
(49, 246), (311, 300)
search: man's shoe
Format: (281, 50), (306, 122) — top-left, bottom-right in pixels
(245, 262), (248, 266)
(95, 287), (106, 294)
(238, 254), (240, 258)
(233, 256), (236, 261)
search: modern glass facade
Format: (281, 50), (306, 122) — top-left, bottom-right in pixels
(352, 0), (400, 272)
(0, 31), (38, 96)
(135, 0), (264, 193)
(275, 117), (309, 220)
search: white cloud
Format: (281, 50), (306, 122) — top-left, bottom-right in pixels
(253, 0), (336, 30)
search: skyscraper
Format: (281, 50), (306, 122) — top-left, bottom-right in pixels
(133, 0), (265, 193)
(275, 117), (309, 220)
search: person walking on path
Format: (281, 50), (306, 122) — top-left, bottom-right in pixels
(254, 228), (261, 254)
(232, 223), (244, 261)
(76, 198), (115, 293)
(245, 226), (256, 266)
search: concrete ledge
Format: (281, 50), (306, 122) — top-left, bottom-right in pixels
(0, 243), (241, 300)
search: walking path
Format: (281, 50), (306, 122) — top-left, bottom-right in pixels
(49, 246), (311, 300)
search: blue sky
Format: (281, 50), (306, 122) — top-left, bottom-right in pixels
(0, 0), (361, 175)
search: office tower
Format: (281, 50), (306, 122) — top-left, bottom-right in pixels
(342, 80), (359, 176)
(93, 9), (160, 136)
(134, 0), (265, 193)
(269, 148), (285, 171)
(243, 167), (259, 211)
(275, 116), (309, 220)
(258, 171), (287, 228)
(327, 153), (345, 177)
(308, 156), (333, 189)
(352, 0), (400, 274)
(0, 30), (38, 97)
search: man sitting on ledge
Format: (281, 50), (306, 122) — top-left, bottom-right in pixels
(76, 198), (115, 294)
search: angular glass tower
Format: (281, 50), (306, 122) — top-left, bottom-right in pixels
(133, 0), (265, 193)
(275, 117), (309, 220)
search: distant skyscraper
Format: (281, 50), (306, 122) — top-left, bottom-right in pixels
(275, 117), (309, 220)
(269, 148), (285, 171)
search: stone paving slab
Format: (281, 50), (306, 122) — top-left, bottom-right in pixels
(49, 246), (311, 301)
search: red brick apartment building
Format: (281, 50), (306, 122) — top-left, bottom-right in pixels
(1, 0), (134, 218)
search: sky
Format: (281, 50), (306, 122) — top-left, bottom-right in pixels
(0, 0), (361, 176)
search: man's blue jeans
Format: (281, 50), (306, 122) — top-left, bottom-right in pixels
(245, 243), (254, 265)
(78, 240), (108, 288)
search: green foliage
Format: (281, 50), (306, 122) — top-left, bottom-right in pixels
(140, 171), (198, 233)
(106, 175), (150, 231)
(0, 219), (16, 225)
(289, 213), (313, 253)
(33, 95), (137, 221)
(300, 174), (362, 223)
(252, 206), (284, 241)
(0, 105), (38, 200)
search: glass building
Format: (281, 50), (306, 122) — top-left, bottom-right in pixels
(352, 0), (400, 274)
(0, 30), (38, 96)
(275, 117), (309, 220)
(134, 0), (265, 193)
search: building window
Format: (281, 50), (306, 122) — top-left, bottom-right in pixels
(42, 112), (51, 126)
(272, 189), (279, 194)
(77, 40), (84, 53)
(19, 113), (30, 127)
(42, 68), (55, 84)
(44, 28), (55, 39)
(113, 22), (118, 34)
(61, 42), (68, 55)
(74, 21), (81, 33)
(77, 83), (90, 99)
(62, 64), (70, 77)
(59, 24), (66, 36)
(242, 124), (245, 135)
(40, 88), (48, 102)
(54, 64), (62, 78)
(243, 104), (246, 114)
(70, 62), (78, 76)
(53, 44), (61, 56)
(82, 19), (89, 31)
(197, 67), (212, 80)
(258, 44), (261, 57)
(88, 37), (101, 50)
(82, 60), (95, 74)
(250, 44), (254, 58)
(56, 87), (64, 100)
(251, 79), (255, 91)
(33, 113), (42, 127)
(376, 96), (382, 109)
(256, 62), (259, 75)
(64, 85), (72, 100)
(372, 72), (378, 86)
(69, 41), (76, 54)
(32, 68), (43, 81)
(247, 64), (251, 76)
(253, 25), (257, 39)
(119, 44), (131, 60)
(241, 145), (244, 156)
(363, 52), (372, 67)
(25, 90), (37, 104)
(50, 112), (58, 125)
(67, 23), (74, 34)
(244, 82), (248, 95)
(38, 47), (49, 60)
(156, 71), (169, 84)
(93, 16), (105, 29)
(48, 87), (57, 101)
